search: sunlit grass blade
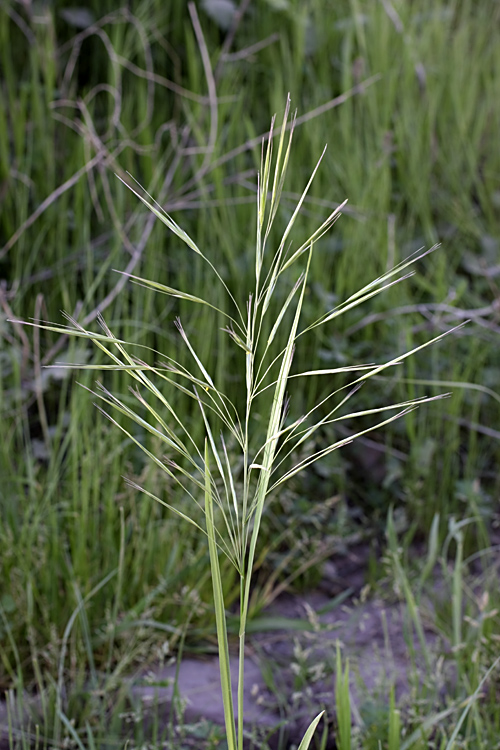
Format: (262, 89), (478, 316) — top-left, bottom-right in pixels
(221, 325), (253, 354)
(251, 384), (359, 477)
(280, 199), (347, 273)
(305, 245), (439, 331)
(122, 480), (205, 534)
(297, 710), (325, 750)
(70, 347), (244, 449)
(335, 644), (351, 750)
(175, 317), (214, 388)
(221, 433), (241, 557)
(204, 443), (237, 750)
(85, 381), (197, 466)
(196, 389), (239, 564)
(92, 403), (204, 496)
(258, 114), (275, 230)
(124, 478), (238, 568)
(275, 146), (328, 260)
(116, 271), (243, 330)
(8, 318), (129, 345)
(259, 239), (287, 313)
(117, 173), (244, 325)
(356, 323), (468, 382)
(74, 355), (240, 441)
(254, 362), (383, 398)
(269, 405), (418, 491)
(305, 271), (416, 332)
(384, 377), (500, 407)
(86, 324), (209, 459)
(264, 271), (304, 350)
(266, 95), (295, 236)
(257, 115), (275, 277)
(316, 393), (449, 431)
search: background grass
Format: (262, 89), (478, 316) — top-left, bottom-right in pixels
(1, 0), (500, 747)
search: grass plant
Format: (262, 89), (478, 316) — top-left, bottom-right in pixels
(384, 511), (500, 750)
(14, 99), (457, 749)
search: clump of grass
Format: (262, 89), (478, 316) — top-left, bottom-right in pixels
(383, 510), (500, 750)
(15, 97), (453, 749)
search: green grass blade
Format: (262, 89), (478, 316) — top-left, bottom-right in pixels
(281, 199), (347, 273)
(335, 644), (351, 750)
(264, 271), (304, 350)
(175, 317), (215, 388)
(269, 406), (418, 491)
(204, 442), (237, 750)
(297, 710), (325, 750)
(305, 246), (438, 331)
(58, 711), (88, 750)
(117, 271), (242, 329)
(196, 390), (239, 566)
(444, 656), (500, 750)
(275, 146), (328, 260)
(220, 439), (238, 517)
(117, 174), (244, 325)
(266, 96), (295, 236)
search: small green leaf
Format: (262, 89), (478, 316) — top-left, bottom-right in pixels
(297, 711), (325, 750)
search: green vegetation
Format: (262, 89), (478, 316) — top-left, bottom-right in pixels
(1, 1), (499, 748)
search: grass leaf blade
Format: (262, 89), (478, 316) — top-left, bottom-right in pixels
(204, 443), (237, 750)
